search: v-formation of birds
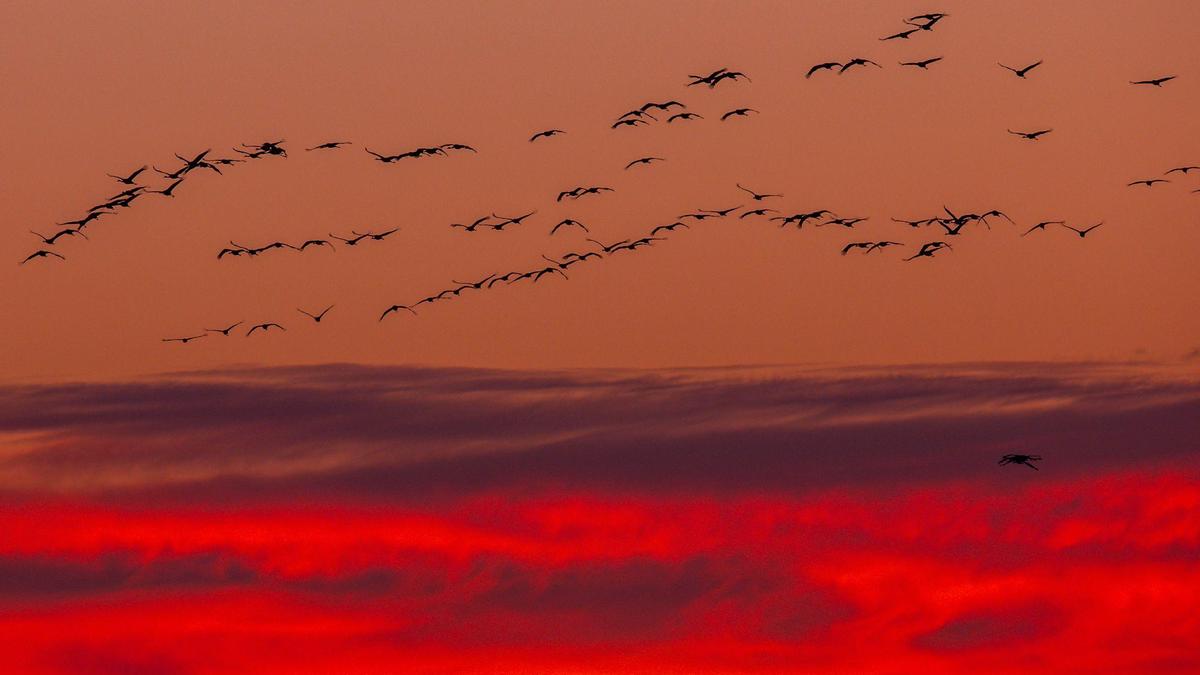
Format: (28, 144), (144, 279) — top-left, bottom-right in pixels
(20, 9), (1190, 347)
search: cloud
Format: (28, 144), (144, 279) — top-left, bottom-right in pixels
(0, 363), (1197, 500)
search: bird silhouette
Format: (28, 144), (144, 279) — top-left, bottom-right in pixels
(380, 304), (419, 320)
(617, 110), (658, 122)
(440, 143), (477, 153)
(246, 323), (286, 336)
(807, 62), (842, 78)
(1130, 75), (1176, 87)
(20, 250), (66, 264)
(999, 60), (1042, 78)
(205, 321), (243, 336)
(491, 211), (537, 229)
(667, 112), (703, 123)
(740, 208), (778, 219)
(1127, 178), (1169, 187)
(297, 305), (334, 323)
(736, 184), (782, 201)
(611, 118), (649, 129)
(306, 141), (351, 151)
(353, 228), (400, 241)
(641, 100), (685, 112)
(450, 274), (497, 291)
(578, 186), (613, 198)
(30, 228), (87, 244)
(162, 334), (207, 344)
(529, 129), (565, 142)
(841, 242), (874, 255)
(550, 219), (589, 235)
(998, 453), (1041, 470)
(330, 233), (370, 246)
(148, 178), (185, 197)
(585, 238), (631, 253)
(901, 57), (943, 69)
(702, 205), (742, 217)
(867, 241), (904, 253)
(650, 222), (690, 235)
(59, 211), (111, 229)
(880, 28), (920, 41)
(1008, 128), (1053, 140)
(107, 166), (147, 185)
(1061, 222), (1102, 238)
(451, 216), (494, 231)
(365, 148), (402, 163)
(625, 156), (664, 169)
(298, 238), (336, 251)
(1021, 220), (1064, 236)
(721, 108), (758, 121)
(840, 58), (882, 73)
(821, 216), (868, 228)
(906, 13), (948, 29)
(1165, 165), (1200, 175)
(217, 246), (246, 260)
(904, 241), (952, 260)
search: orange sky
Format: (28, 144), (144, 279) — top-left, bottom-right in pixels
(4, 0), (1200, 382)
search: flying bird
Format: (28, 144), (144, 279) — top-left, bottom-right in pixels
(806, 62), (842, 78)
(353, 228), (400, 241)
(867, 241), (904, 253)
(1127, 178), (1169, 187)
(57, 211), (111, 228)
(205, 321), (243, 336)
(650, 222), (690, 235)
(998, 453), (1041, 470)
(740, 208), (778, 219)
(901, 57), (943, 69)
(1061, 222), (1102, 238)
(550, 219), (589, 235)
(640, 101), (685, 112)
(298, 238), (336, 251)
(1165, 166), (1200, 175)
(107, 166), (148, 185)
(365, 148), (402, 163)
(1022, 220), (1064, 236)
(30, 228), (87, 244)
(1130, 75), (1176, 87)
(1008, 128), (1053, 140)
(440, 143), (477, 153)
(625, 156), (665, 169)
(611, 118), (649, 129)
(880, 28), (920, 41)
(330, 232), (370, 246)
(297, 305), (334, 323)
(246, 323), (286, 336)
(19, 249), (66, 264)
(491, 211), (537, 229)
(162, 334), (207, 344)
(721, 108), (758, 121)
(529, 129), (565, 142)
(904, 241), (952, 260)
(306, 141), (351, 151)
(841, 242), (874, 255)
(450, 215), (494, 231)
(380, 304), (418, 320)
(148, 178), (185, 197)
(999, 60), (1042, 78)
(667, 112), (703, 123)
(839, 58), (882, 74)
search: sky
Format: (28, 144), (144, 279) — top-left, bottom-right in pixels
(3, 1), (1200, 673)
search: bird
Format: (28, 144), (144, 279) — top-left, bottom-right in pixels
(246, 323), (286, 336)
(578, 186), (613, 198)
(904, 241), (952, 260)
(380, 304), (418, 320)
(451, 216), (494, 231)
(739, 208), (778, 219)
(353, 228), (400, 241)
(721, 108), (758, 121)
(999, 60), (1042, 78)
(640, 100), (685, 112)
(58, 211), (111, 229)
(617, 110), (658, 122)
(106, 186), (146, 200)
(688, 69), (750, 88)
(20, 250), (66, 264)
(107, 166), (148, 185)
(585, 238), (631, 253)
(1061, 222), (1102, 238)
(806, 62), (842, 78)
(680, 212), (720, 221)
(906, 13), (948, 30)
(491, 211), (536, 229)
(901, 57), (943, 69)
(880, 28), (920, 41)
(1021, 220), (1064, 236)
(205, 321), (243, 336)
(821, 216), (868, 228)
(1008, 128), (1053, 140)
(208, 157), (245, 166)
(306, 141), (351, 151)
(365, 148), (402, 163)
(450, 274), (497, 290)
(867, 241), (904, 253)
(841, 242), (874, 255)
(667, 112), (703, 123)
(30, 228), (87, 244)
(148, 178), (185, 197)
(839, 58), (882, 74)
(162, 334), (207, 344)
(625, 156), (664, 169)
(687, 67), (728, 86)
(556, 187), (584, 202)
(998, 453), (1041, 470)
(1165, 166), (1200, 175)
(611, 118), (648, 129)
(529, 129), (565, 142)
(330, 232), (370, 246)
(650, 222), (690, 235)
(891, 216), (941, 228)
(1127, 178), (1169, 187)
(297, 305), (334, 323)
(298, 238), (336, 251)
(702, 205), (742, 217)
(440, 143), (477, 153)
(550, 219), (589, 235)
(217, 246), (246, 260)
(1130, 75), (1176, 87)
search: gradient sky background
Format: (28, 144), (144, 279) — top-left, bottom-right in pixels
(3, 1), (1200, 674)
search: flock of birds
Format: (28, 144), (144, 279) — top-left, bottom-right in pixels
(18, 9), (1168, 469)
(19, 11), (1189, 355)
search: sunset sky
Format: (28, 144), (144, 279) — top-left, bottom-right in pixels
(3, 1), (1199, 673)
